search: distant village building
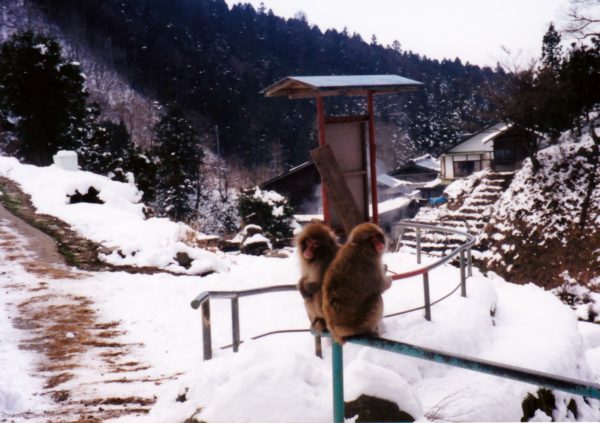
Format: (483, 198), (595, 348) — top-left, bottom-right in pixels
(260, 162), (321, 213)
(390, 154), (440, 183)
(261, 160), (415, 213)
(440, 122), (530, 179)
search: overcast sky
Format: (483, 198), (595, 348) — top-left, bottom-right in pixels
(224, 0), (573, 68)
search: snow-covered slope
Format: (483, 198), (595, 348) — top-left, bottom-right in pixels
(480, 136), (600, 291)
(146, 257), (600, 423)
(0, 156), (225, 275)
(1, 157), (599, 422)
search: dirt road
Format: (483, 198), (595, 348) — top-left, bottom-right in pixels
(0, 203), (158, 421)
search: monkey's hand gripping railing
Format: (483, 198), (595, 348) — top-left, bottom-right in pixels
(191, 221), (475, 361)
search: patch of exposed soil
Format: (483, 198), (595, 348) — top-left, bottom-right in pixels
(0, 176), (105, 270)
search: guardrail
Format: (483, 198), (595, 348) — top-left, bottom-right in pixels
(191, 222), (476, 361)
(188, 222), (600, 422)
(191, 285), (298, 360)
(328, 333), (600, 423)
(389, 221), (475, 320)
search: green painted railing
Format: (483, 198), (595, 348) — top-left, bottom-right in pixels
(327, 333), (600, 423)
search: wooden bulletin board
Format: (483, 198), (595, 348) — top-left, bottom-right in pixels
(323, 116), (369, 231)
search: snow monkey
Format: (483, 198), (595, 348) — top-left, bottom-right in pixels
(322, 222), (392, 344)
(296, 222), (340, 334)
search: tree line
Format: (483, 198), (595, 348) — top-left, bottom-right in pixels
(26, 0), (504, 168)
(493, 17), (600, 169)
(0, 31), (202, 223)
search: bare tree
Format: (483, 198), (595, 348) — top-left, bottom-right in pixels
(563, 0), (600, 40)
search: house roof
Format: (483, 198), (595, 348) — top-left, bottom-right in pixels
(391, 154), (440, 176)
(259, 161), (316, 188)
(262, 159), (398, 188)
(446, 122), (511, 154)
(411, 154), (440, 171)
(261, 75), (423, 99)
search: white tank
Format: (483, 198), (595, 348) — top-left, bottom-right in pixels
(52, 150), (79, 171)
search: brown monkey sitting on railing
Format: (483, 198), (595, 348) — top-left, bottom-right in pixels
(295, 222), (340, 334)
(323, 223), (392, 344)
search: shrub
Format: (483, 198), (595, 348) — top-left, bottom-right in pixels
(237, 187), (294, 244)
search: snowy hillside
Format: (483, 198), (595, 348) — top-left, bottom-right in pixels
(1, 157), (600, 422)
(405, 131), (600, 324)
(481, 135), (600, 291)
(0, 0), (158, 147)
(0, 156), (225, 275)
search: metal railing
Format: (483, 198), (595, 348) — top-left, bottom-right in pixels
(189, 222), (600, 422)
(328, 333), (600, 423)
(191, 284), (298, 360)
(389, 222), (475, 320)
(191, 222), (476, 361)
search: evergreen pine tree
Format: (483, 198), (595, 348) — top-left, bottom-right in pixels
(153, 105), (203, 222)
(541, 23), (563, 74)
(79, 103), (132, 176)
(0, 31), (88, 165)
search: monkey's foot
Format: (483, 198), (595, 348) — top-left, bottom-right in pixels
(311, 318), (327, 335)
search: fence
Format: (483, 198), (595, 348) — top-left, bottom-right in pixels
(190, 222), (475, 360)
(190, 222), (600, 422)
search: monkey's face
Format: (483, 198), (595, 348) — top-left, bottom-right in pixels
(301, 237), (319, 260)
(370, 232), (386, 255)
(296, 223), (338, 262)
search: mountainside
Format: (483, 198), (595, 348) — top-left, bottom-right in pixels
(26, 0), (505, 168)
(405, 129), (600, 317)
(480, 134), (600, 291)
(0, 0), (158, 148)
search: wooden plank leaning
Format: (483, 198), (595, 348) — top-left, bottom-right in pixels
(310, 144), (363, 234)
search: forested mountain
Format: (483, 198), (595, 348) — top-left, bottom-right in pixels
(28, 0), (505, 170)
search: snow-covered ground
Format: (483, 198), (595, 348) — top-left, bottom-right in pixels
(0, 156), (225, 275)
(1, 157), (600, 422)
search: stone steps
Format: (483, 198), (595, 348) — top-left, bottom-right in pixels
(396, 171), (515, 254)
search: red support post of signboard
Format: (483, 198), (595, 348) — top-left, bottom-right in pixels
(316, 96), (331, 226)
(367, 91), (379, 224)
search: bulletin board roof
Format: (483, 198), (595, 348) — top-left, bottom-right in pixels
(262, 75), (423, 98)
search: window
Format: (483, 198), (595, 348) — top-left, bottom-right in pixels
(453, 160), (481, 177)
(495, 147), (516, 163)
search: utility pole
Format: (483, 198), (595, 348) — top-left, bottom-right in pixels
(214, 125), (228, 201)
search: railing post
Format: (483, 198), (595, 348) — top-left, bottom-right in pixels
(460, 250), (467, 297)
(394, 225), (406, 252)
(467, 247), (473, 277)
(332, 341), (345, 423)
(202, 300), (212, 360)
(423, 271), (431, 321)
(231, 296), (240, 353)
(315, 335), (323, 358)
(416, 227), (422, 264)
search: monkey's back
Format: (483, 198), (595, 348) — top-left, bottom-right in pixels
(322, 243), (384, 328)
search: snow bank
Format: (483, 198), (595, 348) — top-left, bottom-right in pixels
(145, 253), (598, 422)
(0, 156), (225, 274)
(480, 137), (600, 288)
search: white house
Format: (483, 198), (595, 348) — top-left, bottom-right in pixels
(440, 122), (529, 180)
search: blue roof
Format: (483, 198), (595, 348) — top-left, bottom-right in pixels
(262, 74), (423, 98)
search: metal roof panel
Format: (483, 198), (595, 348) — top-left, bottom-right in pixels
(262, 74), (423, 98)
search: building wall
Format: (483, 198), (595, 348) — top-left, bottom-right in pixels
(441, 152), (493, 179)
